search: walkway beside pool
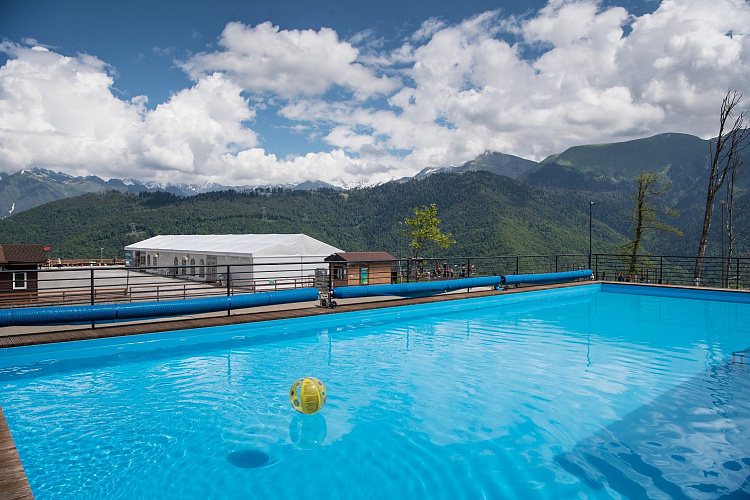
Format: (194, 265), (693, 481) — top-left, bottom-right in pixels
(0, 405), (33, 500)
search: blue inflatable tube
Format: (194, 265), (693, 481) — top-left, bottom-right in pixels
(332, 270), (591, 300)
(0, 272), (590, 327)
(332, 276), (504, 299)
(0, 287), (320, 327)
(501, 269), (592, 286)
(332, 276), (499, 299)
(230, 288), (319, 309)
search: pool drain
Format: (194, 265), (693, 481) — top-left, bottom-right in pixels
(227, 449), (270, 469)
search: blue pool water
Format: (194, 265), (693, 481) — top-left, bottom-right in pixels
(1, 284), (750, 499)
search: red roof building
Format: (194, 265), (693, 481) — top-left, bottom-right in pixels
(0, 244), (47, 298)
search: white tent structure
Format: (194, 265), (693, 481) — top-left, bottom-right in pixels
(124, 234), (343, 289)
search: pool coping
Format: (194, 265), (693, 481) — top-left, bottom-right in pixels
(2, 279), (747, 498)
(0, 405), (34, 500)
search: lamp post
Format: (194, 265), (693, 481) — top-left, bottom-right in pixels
(588, 201), (595, 270)
(719, 200), (726, 287)
(398, 222), (403, 260)
(398, 222), (404, 283)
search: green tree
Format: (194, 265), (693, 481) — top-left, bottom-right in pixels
(403, 203), (456, 259)
(617, 171), (682, 275)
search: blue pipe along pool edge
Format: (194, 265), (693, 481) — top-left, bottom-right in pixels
(0, 270), (591, 327)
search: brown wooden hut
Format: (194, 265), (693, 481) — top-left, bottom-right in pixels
(0, 244), (47, 298)
(324, 252), (396, 287)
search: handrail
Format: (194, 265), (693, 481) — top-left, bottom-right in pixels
(1, 253), (747, 311)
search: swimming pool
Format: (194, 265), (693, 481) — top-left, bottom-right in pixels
(1, 283), (749, 499)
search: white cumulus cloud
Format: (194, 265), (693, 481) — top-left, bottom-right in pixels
(1, 0), (750, 187)
(0, 44), (144, 176)
(181, 21), (399, 99)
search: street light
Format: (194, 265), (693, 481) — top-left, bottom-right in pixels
(589, 201), (595, 270)
(719, 200), (726, 287)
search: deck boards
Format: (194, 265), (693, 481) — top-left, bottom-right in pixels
(0, 407), (34, 500)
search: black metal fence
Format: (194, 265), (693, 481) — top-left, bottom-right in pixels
(590, 254), (750, 288)
(0, 253), (748, 310)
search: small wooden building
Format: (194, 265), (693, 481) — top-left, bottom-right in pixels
(0, 244), (47, 297)
(325, 252), (396, 287)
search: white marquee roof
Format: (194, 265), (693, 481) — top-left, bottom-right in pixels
(124, 234), (343, 258)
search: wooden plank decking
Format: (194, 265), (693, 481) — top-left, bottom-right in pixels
(0, 281), (590, 498)
(0, 406), (34, 500)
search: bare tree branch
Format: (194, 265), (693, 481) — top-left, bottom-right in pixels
(694, 89), (747, 281)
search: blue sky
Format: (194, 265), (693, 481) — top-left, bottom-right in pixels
(1, 0), (748, 187)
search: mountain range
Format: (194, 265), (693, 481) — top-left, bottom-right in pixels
(0, 169), (343, 219)
(0, 131), (746, 261)
(0, 131), (724, 219)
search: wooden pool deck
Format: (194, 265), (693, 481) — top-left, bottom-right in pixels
(0, 406), (34, 500)
(0, 281), (590, 499)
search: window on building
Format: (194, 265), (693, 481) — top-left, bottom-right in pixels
(12, 272), (27, 290)
(190, 258), (195, 276)
(199, 259), (205, 278)
(333, 266), (345, 280)
(147, 254), (151, 266)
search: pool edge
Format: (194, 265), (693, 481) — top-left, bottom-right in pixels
(0, 404), (34, 500)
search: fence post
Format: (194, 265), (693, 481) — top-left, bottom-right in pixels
(555, 255), (558, 273)
(226, 264), (231, 316)
(737, 258), (741, 289)
(90, 268), (95, 329)
(594, 254), (598, 279)
(516, 256), (519, 275)
(660, 256), (663, 284)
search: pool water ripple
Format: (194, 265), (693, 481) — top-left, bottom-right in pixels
(1, 286), (749, 498)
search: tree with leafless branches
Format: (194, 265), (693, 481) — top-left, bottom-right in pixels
(694, 90), (749, 283)
(723, 150), (748, 287)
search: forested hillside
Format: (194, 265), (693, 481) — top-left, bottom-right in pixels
(0, 169), (726, 261)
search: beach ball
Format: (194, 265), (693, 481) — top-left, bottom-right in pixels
(289, 377), (327, 414)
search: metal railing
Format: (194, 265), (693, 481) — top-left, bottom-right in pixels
(590, 254), (750, 289)
(0, 253), (748, 310)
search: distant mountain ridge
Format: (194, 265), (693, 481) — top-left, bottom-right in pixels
(3, 131), (745, 219)
(414, 151), (537, 180)
(0, 168), (342, 219)
(527, 133), (710, 182)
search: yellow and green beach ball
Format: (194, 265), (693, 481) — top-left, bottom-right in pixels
(289, 377), (327, 414)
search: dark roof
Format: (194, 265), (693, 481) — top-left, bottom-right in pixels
(325, 251), (396, 262)
(0, 244), (47, 264)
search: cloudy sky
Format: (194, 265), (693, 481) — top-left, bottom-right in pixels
(1, 0), (749, 187)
